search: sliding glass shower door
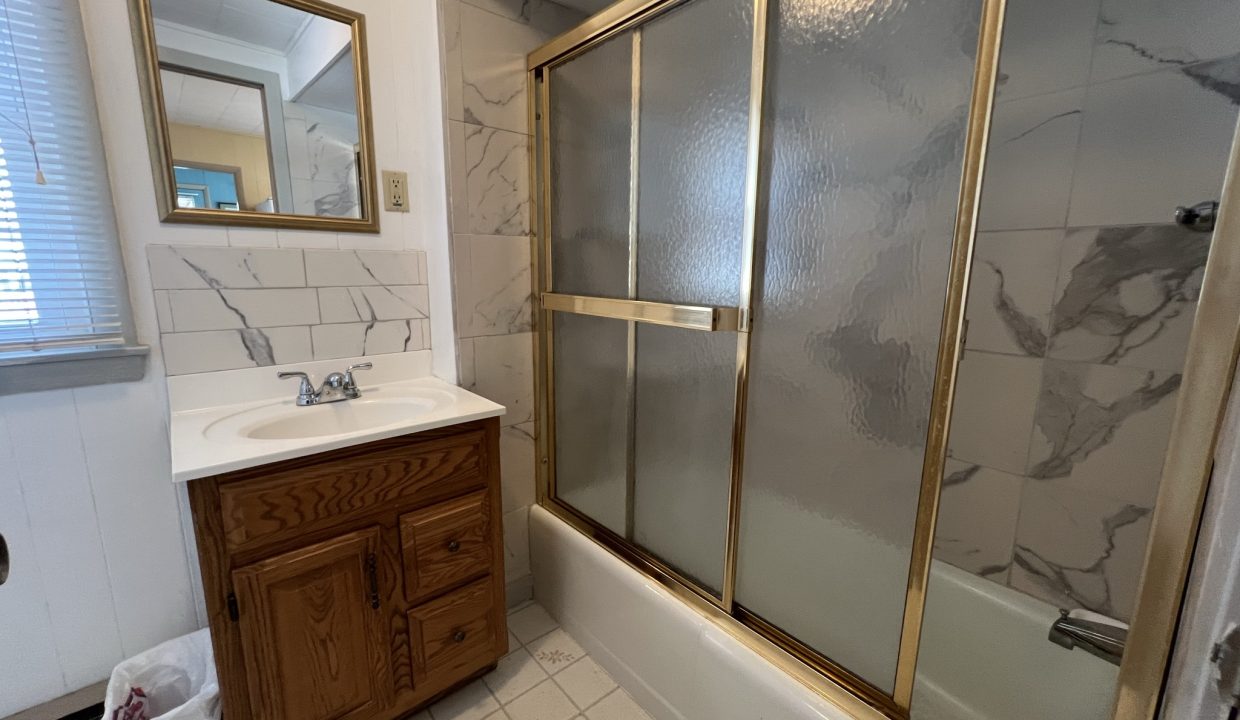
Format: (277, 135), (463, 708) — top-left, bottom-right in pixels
(735, 0), (983, 694)
(534, 0), (996, 713)
(545, 0), (753, 596)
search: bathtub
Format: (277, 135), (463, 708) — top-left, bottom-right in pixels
(530, 505), (1119, 720)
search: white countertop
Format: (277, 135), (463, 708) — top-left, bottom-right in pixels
(167, 352), (505, 482)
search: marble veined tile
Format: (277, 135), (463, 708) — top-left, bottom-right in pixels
(474, 332), (534, 426)
(995, 0), (1101, 101)
(933, 459), (1024, 583)
(161, 327), (312, 375)
(1027, 359), (1180, 509)
(166, 289), (319, 332)
(964, 230), (1064, 357)
(460, 3), (545, 134)
(318, 286), (430, 324)
(1092, 0), (1240, 83)
(304, 250), (424, 287)
(947, 351), (1043, 475)
(147, 246), (305, 289)
(310, 320), (429, 360)
(1010, 482), (1152, 621)
(455, 234), (533, 338)
(1068, 63), (1240, 227)
(978, 88), (1085, 231)
(442, 0), (464, 122)
(466, 124), (530, 236)
(1048, 225), (1208, 371)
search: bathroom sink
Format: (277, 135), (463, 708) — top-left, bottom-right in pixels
(203, 390), (448, 442)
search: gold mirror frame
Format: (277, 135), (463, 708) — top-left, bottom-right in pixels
(128, 0), (380, 233)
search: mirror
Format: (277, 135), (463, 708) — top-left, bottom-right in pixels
(130, 0), (379, 232)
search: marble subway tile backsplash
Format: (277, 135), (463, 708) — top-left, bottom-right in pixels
(148, 246), (430, 375)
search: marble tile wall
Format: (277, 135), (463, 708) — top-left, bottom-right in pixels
(938, 0), (1235, 621)
(148, 245), (430, 375)
(284, 102), (363, 218)
(439, 0), (585, 604)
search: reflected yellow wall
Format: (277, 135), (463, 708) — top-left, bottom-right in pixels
(168, 123), (273, 211)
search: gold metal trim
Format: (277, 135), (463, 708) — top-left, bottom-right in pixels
(624, 29), (643, 541)
(1112, 118), (1240, 719)
(127, 0), (381, 233)
(528, 0), (686, 71)
(537, 69), (557, 503)
(890, 0), (1007, 709)
(542, 293), (742, 332)
(720, 0), (770, 612)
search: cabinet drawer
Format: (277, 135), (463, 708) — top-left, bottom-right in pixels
(218, 431), (486, 552)
(400, 490), (491, 600)
(407, 577), (500, 692)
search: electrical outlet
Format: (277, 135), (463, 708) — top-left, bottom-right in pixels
(382, 170), (410, 212)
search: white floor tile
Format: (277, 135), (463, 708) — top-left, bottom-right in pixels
(527, 628), (586, 675)
(430, 679), (501, 720)
(486, 648), (550, 704)
(508, 603), (559, 644)
(584, 690), (652, 720)
(484, 711), (511, 720)
(504, 679), (579, 720)
(554, 657), (617, 710)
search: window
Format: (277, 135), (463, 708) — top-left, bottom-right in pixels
(0, 0), (144, 390)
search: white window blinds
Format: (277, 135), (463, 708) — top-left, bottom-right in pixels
(0, 0), (132, 356)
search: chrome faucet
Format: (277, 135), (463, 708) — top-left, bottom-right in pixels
(1048, 609), (1127, 666)
(278, 363), (372, 406)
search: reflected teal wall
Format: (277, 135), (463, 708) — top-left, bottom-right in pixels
(173, 166), (238, 208)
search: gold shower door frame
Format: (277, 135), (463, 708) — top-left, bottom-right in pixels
(525, 0), (1240, 717)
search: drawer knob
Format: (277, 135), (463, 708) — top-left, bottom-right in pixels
(447, 539), (461, 553)
(453, 630), (467, 643)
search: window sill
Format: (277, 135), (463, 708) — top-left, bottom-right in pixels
(0, 345), (150, 395)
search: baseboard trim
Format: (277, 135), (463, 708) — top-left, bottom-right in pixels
(2, 681), (106, 720)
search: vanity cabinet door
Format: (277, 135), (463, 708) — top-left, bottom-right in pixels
(233, 527), (392, 720)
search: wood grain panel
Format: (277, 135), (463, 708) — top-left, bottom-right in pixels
(233, 528), (393, 720)
(189, 419), (508, 720)
(407, 577), (499, 697)
(400, 491), (491, 601)
(219, 431), (485, 552)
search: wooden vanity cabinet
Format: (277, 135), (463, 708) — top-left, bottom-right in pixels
(187, 418), (507, 720)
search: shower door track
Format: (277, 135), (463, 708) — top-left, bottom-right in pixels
(525, 0), (1240, 717)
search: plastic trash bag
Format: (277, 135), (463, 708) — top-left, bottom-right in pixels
(103, 629), (221, 720)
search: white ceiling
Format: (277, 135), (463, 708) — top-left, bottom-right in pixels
(161, 69), (268, 137)
(150, 0), (312, 53)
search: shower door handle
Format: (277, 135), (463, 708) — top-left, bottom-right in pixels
(0, 531), (9, 586)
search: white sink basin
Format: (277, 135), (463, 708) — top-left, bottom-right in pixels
(203, 388), (452, 443)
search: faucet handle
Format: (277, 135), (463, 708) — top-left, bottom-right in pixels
(278, 370), (316, 403)
(344, 362), (372, 397)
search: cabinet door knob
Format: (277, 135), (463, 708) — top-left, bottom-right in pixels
(453, 630), (467, 643)
(447, 539), (461, 553)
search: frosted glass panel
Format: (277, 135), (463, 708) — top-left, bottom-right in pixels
(636, 0), (751, 306)
(553, 313), (629, 535)
(736, 0), (983, 692)
(549, 33), (632, 299)
(633, 325), (737, 593)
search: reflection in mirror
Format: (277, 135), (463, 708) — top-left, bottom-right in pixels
(142, 0), (370, 224)
(161, 68), (273, 212)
